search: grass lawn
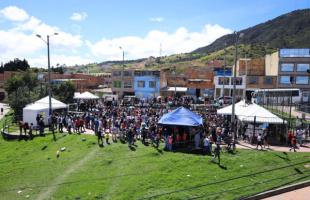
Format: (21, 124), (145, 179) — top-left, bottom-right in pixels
(0, 117), (309, 199)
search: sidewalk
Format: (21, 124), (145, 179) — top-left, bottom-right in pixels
(262, 186), (310, 200)
(237, 141), (310, 152)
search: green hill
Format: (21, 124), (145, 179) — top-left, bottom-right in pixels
(193, 9), (310, 54)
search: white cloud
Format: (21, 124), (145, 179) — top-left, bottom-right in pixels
(87, 24), (232, 61)
(149, 17), (164, 22)
(0, 6), (86, 67)
(70, 12), (88, 21)
(0, 6), (29, 21)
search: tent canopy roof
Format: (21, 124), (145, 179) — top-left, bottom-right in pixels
(74, 91), (99, 99)
(217, 100), (285, 124)
(24, 96), (67, 111)
(158, 107), (203, 126)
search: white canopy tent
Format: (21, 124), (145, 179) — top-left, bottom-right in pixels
(23, 96), (67, 125)
(74, 91), (99, 100)
(74, 92), (81, 99)
(35, 96), (68, 109)
(217, 100), (285, 124)
(217, 100), (249, 116)
(238, 104), (286, 124)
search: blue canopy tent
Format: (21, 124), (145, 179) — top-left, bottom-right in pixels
(158, 107), (203, 126)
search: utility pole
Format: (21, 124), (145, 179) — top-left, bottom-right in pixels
(119, 47), (125, 98)
(231, 31), (244, 141)
(222, 48), (227, 97)
(36, 33), (58, 141)
(173, 66), (177, 98)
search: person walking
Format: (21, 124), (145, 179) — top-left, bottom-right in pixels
(203, 135), (210, 155)
(296, 129), (304, 147)
(289, 133), (297, 152)
(97, 128), (104, 147)
(263, 129), (270, 149)
(212, 143), (221, 164)
(194, 129), (201, 149)
(256, 133), (263, 150)
(167, 135), (173, 151)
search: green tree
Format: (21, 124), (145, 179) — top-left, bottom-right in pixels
(52, 81), (75, 104)
(0, 58), (30, 72)
(4, 72), (39, 117)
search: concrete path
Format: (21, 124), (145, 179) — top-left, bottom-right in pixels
(237, 141), (310, 152)
(262, 186), (310, 200)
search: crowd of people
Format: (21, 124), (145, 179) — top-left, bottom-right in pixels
(15, 96), (309, 156)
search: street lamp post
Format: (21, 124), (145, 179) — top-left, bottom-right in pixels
(222, 48), (227, 97)
(119, 47), (125, 98)
(172, 66), (177, 98)
(231, 31), (244, 141)
(36, 33), (58, 140)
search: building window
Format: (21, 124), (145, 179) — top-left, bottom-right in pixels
(124, 81), (132, 88)
(153, 71), (160, 76)
(264, 77), (273, 84)
(218, 77), (229, 85)
(113, 81), (121, 88)
(138, 81), (145, 88)
(279, 76), (293, 84)
(233, 77), (243, 85)
(295, 76), (309, 85)
(279, 49), (310, 57)
(149, 81), (156, 88)
(112, 71), (121, 76)
(247, 76), (258, 84)
(296, 64), (310, 72)
(124, 71), (132, 76)
(280, 63), (294, 72)
(134, 71), (142, 76)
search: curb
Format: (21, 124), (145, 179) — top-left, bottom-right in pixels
(240, 180), (310, 200)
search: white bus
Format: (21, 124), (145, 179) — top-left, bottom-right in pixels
(253, 88), (302, 105)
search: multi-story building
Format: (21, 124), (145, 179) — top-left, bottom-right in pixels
(185, 68), (214, 97)
(277, 48), (310, 102)
(45, 73), (106, 92)
(134, 70), (160, 99)
(214, 75), (246, 99)
(111, 69), (135, 97)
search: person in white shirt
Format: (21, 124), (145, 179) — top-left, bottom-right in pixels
(203, 136), (211, 154)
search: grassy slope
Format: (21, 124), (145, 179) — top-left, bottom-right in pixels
(0, 114), (309, 199)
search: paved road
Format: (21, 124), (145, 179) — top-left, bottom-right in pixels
(262, 186), (310, 200)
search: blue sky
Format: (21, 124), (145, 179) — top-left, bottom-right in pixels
(0, 0), (309, 67)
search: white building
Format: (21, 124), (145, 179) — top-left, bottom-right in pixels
(214, 76), (246, 99)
